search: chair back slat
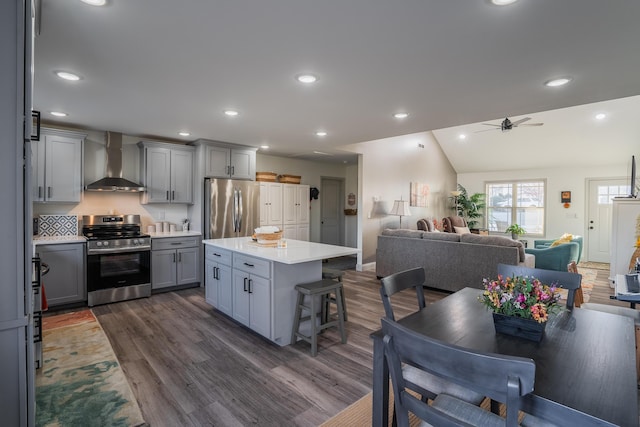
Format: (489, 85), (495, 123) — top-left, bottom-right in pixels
(497, 263), (582, 309)
(379, 267), (426, 321)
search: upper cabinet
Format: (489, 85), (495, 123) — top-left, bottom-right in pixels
(32, 128), (85, 203)
(190, 139), (256, 180)
(138, 141), (195, 204)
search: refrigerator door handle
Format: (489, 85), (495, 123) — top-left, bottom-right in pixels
(237, 189), (243, 233)
(233, 188), (239, 232)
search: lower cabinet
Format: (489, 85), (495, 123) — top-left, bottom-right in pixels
(232, 272), (271, 338)
(151, 236), (201, 290)
(36, 243), (86, 307)
(204, 245), (233, 316)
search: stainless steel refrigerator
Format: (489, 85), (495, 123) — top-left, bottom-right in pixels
(204, 178), (260, 239)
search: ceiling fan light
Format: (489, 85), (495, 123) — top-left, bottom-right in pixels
(595, 113), (606, 120)
(224, 109), (239, 117)
(393, 112), (409, 119)
(296, 74), (318, 84)
(315, 131), (327, 137)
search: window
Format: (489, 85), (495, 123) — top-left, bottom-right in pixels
(486, 180), (545, 235)
(598, 184), (629, 204)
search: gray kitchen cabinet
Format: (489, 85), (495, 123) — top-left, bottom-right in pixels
(151, 236), (201, 290)
(190, 139), (256, 180)
(32, 128), (85, 203)
(36, 243), (86, 306)
(138, 141), (195, 204)
(231, 253), (271, 339)
(204, 245), (233, 316)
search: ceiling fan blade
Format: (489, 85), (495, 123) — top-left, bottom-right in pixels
(520, 122), (544, 127)
(510, 117), (531, 126)
(474, 128), (500, 133)
(481, 123), (502, 127)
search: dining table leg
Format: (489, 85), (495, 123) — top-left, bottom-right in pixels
(372, 335), (389, 427)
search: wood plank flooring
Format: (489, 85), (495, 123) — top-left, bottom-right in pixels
(92, 265), (620, 426)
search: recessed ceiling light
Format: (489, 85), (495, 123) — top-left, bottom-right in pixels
(296, 74), (318, 84)
(595, 113), (607, 120)
(50, 111), (67, 117)
(178, 131), (191, 137)
(458, 134), (467, 140)
(315, 131), (327, 137)
(544, 77), (572, 87)
(224, 109), (239, 117)
(393, 112), (409, 119)
(491, 0), (518, 5)
(81, 0), (107, 5)
(260, 145), (270, 149)
(55, 71), (81, 81)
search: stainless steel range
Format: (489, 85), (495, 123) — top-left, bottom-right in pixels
(83, 215), (151, 306)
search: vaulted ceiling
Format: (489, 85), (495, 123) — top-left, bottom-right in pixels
(34, 1), (640, 168)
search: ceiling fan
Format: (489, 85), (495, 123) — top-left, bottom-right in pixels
(476, 117), (544, 132)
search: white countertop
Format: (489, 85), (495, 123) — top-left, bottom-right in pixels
(203, 237), (359, 264)
(33, 235), (86, 245)
(148, 231), (202, 239)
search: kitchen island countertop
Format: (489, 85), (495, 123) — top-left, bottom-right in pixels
(203, 237), (358, 264)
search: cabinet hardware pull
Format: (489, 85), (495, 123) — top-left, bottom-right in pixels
(243, 277), (248, 292)
(213, 266), (217, 280)
(172, 190), (175, 200)
(166, 191), (170, 200)
(38, 186), (42, 198)
(231, 166), (235, 176)
(214, 253), (221, 257)
(47, 187), (52, 198)
(248, 278), (253, 294)
(173, 253), (176, 263)
(226, 165), (230, 175)
(244, 262), (254, 267)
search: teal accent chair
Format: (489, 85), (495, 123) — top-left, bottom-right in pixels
(533, 235), (583, 263)
(525, 242), (580, 272)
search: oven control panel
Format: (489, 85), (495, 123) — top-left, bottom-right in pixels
(87, 237), (151, 254)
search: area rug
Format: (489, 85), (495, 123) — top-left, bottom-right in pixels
(36, 309), (146, 427)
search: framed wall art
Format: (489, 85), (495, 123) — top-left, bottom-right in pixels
(410, 182), (429, 207)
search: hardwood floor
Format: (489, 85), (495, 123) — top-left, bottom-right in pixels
(92, 265), (619, 426)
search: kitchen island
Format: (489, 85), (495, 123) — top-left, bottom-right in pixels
(203, 237), (359, 346)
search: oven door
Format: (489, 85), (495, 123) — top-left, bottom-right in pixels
(87, 249), (150, 292)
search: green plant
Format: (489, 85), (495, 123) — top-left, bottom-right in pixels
(505, 223), (526, 237)
(450, 184), (486, 229)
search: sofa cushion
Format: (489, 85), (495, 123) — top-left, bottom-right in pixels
(442, 216), (468, 233)
(460, 233), (525, 262)
(422, 231), (460, 242)
(381, 229), (424, 239)
(454, 226), (471, 234)
(417, 218), (434, 232)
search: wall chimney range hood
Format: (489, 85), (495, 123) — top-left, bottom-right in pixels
(85, 131), (146, 192)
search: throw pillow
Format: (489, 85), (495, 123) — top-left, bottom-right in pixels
(550, 233), (573, 247)
(454, 226), (471, 235)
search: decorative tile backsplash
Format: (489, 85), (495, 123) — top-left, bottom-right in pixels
(38, 215), (79, 237)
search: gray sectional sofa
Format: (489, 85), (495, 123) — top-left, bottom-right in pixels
(376, 229), (535, 293)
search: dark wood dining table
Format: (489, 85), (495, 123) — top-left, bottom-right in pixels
(370, 287), (639, 427)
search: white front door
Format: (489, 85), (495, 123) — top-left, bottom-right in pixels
(587, 178), (629, 262)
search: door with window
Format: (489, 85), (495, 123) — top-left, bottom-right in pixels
(587, 179), (629, 263)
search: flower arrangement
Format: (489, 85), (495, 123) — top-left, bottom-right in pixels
(479, 275), (561, 323)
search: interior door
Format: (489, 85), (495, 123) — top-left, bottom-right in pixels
(320, 178), (343, 245)
(587, 178), (629, 262)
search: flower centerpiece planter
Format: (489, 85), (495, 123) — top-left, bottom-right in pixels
(492, 312), (546, 342)
(480, 275), (561, 343)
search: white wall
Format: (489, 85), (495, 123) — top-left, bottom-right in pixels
(458, 163), (629, 260)
(344, 131), (457, 265)
(256, 154), (353, 243)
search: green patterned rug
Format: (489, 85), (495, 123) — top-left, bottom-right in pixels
(36, 310), (146, 427)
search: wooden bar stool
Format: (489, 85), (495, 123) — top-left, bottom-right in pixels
(291, 279), (347, 356)
(322, 267), (348, 321)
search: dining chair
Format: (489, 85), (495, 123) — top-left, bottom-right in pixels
(381, 317), (536, 427)
(497, 264), (582, 310)
(567, 261), (584, 307)
(379, 268), (485, 407)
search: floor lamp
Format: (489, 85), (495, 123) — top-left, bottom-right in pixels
(450, 190), (462, 216)
(389, 199), (411, 228)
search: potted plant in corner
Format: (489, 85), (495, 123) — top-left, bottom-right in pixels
(450, 184), (486, 230)
(505, 223), (526, 240)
